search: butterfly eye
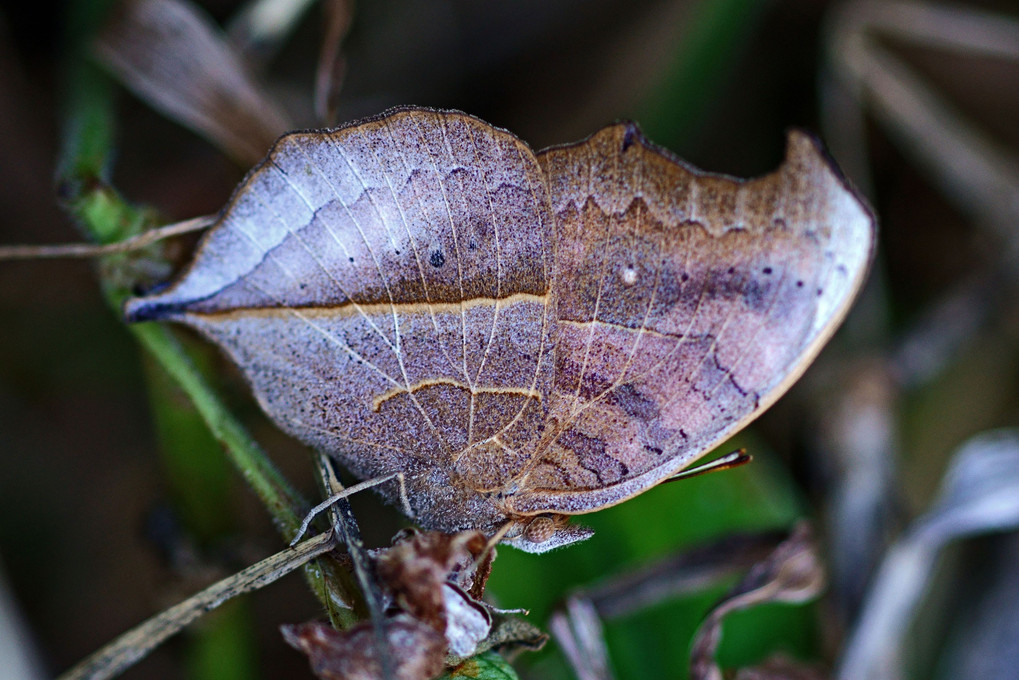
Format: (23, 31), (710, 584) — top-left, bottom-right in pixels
(522, 515), (560, 545)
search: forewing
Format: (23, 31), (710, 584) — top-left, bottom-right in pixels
(509, 124), (875, 515)
(124, 108), (555, 509)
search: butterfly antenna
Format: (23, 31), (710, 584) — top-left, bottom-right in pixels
(468, 520), (515, 573)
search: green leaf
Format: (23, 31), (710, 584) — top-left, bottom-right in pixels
(442, 651), (519, 680)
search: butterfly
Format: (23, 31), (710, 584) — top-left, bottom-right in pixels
(125, 107), (875, 553)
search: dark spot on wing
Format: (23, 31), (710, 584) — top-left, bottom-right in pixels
(559, 428), (627, 485)
(609, 383), (659, 422)
(658, 266), (770, 312)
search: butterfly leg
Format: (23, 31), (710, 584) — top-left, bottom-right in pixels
(289, 472), (406, 546)
(662, 450), (751, 484)
(393, 471), (414, 519)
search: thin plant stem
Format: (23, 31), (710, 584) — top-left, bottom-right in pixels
(315, 454), (394, 671)
(57, 0), (310, 536)
(0, 215), (213, 260)
(129, 322), (307, 533)
(56, 0), (347, 634)
(57, 531), (338, 680)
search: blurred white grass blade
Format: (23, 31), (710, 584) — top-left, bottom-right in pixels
(825, 1), (1019, 236)
(549, 596), (614, 680)
(0, 560), (45, 680)
(690, 524), (824, 680)
(581, 532), (783, 621)
(888, 274), (1000, 389)
(95, 0), (292, 166)
(314, 0), (353, 126)
(818, 364), (897, 617)
(936, 534), (1019, 678)
(229, 0), (319, 61)
(846, 0), (1019, 60)
(837, 429), (1019, 680)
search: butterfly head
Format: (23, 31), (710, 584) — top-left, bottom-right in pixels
(500, 513), (594, 553)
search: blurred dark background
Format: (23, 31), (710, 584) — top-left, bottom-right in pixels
(1, 0), (1018, 678)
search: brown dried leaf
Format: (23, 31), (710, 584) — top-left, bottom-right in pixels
(690, 524), (826, 680)
(373, 530), (493, 659)
(375, 530), (488, 631)
(476, 615), (548, 658)
(282, 617), (445, 680)
(125, 108), (874, 552)
(441, 583), (491, 658)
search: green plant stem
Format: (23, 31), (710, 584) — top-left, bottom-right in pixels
(55, 4), (353, 628)
(57, 52), (308, 537)
(130, 323), (306, 533)
(57, 531), (339, 680)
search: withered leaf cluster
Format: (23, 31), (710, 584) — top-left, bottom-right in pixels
(284, 530), (543, 679)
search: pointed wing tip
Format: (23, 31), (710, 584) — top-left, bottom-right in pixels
(123, 295), (186, 323)
(782, 129), (835, 180)
(784, 127), (877, 230)
(616, 120), (645, 152)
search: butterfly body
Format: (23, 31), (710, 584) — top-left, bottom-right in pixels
(126, 108), (874, 553)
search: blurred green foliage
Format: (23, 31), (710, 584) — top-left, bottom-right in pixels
(488, 433), (813, 679)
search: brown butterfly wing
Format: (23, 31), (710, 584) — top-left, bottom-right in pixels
(125, 110), (874, 540)
(506, 124), (875, 516)
(125, 108), (556, 531)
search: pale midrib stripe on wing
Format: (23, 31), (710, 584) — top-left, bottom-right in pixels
(372, 378), (542, 412)
(187, 292), (549, 321)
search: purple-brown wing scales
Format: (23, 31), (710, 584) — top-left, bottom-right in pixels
(505, 123), (874, 516)
(125, 109), (556, 532)
(125, 109), (874, 546)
